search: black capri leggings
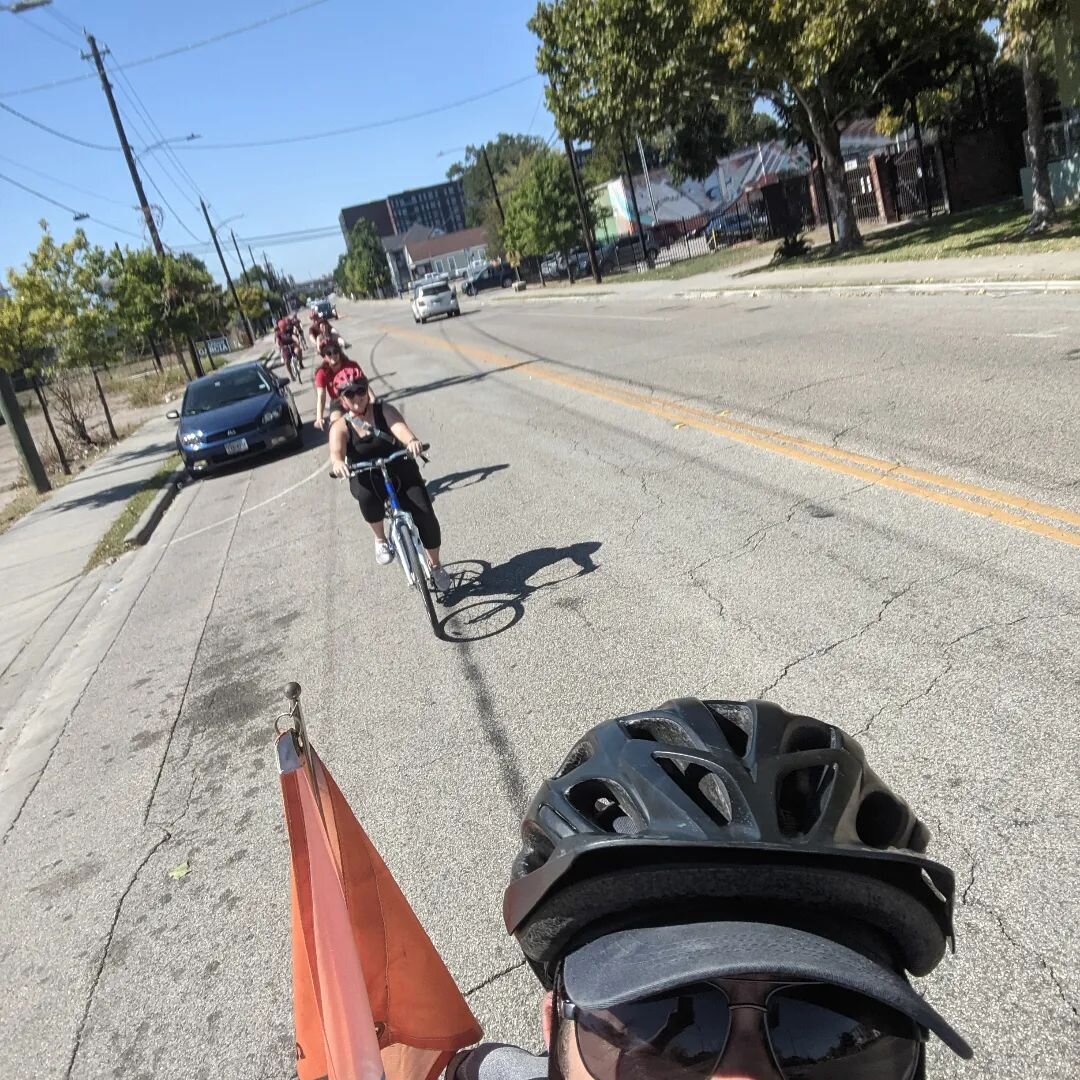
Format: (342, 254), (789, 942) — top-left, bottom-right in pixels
(349, 460), (441, 549)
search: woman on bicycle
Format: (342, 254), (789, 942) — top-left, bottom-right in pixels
(328, 374), (450, 590)
(313, 340), (364, 430)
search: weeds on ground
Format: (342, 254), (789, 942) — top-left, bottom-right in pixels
(84, 454), (181, 571)
(122, 366), (190, 409)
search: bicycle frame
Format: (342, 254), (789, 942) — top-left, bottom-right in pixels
(343, 448), (432, 590)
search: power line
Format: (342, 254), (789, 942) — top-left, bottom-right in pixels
(0, 100), (118, 150)
(43, 6), (84, 38)
(176, 73), (541, 150)
(0, 171), (83, 215)
(18, 14), (80, 51)
(0, 152), (132, 206)
(107, 55), (205, 204)
(0, 0), (330, 99)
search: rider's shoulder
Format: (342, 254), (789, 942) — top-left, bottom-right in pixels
(446, 1044), (545, 1080)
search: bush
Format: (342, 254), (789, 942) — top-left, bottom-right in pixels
(123, 366), (190, 409)
(772, 233), (813, 263)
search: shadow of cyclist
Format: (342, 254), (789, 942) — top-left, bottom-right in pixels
(426, 463), (510, 500)
(438, 540), (601, 642)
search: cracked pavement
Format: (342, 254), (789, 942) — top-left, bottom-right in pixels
(1, 289), (1078, 1078)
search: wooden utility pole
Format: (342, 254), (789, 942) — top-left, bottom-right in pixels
(562, 135), (602, 284)
(200, 199), (254, 347)
(85, 34), (164, 256)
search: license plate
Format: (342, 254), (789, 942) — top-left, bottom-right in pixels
(224, 438), (248, 455)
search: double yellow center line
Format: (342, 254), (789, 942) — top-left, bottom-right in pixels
(383, 325), (1080, 549)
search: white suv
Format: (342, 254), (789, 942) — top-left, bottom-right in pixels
(411, 281), (460, 324)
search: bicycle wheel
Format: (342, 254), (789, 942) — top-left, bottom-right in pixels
(399, 528), (441, 638)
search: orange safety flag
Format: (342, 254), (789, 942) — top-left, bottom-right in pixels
(279, 731), (483, 1080)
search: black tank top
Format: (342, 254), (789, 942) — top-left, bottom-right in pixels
(344, 401), (401, 466)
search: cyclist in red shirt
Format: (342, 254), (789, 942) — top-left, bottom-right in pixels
(313, 339), (365, 431)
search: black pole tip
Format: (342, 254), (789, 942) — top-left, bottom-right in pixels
(283, 681), (302, 701)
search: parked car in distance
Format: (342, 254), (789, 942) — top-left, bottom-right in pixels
(411, 280), (460, 323)
(461, 264), (514, 295)
(609, 230), (659, 263)
(311, 297), (338, 319)
(167, 362), (302, 478)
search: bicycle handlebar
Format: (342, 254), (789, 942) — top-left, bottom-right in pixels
(329, 444), (430, 478)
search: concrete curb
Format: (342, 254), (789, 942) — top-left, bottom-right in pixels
(124, 467), (185, 547)
(678, 279), (1080, 299)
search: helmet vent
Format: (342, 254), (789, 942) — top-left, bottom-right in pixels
(555, 739), (593, 778)
(781, 724), (832, 754)
(656, 755), (733, 826)
(776, 763), (837, 837)
(621, 715), (697, 748)
(567, 780), (639, 834)
(704, 702), (752, 758)
(856, 790), (907, 849)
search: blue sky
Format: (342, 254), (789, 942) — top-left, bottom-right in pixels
(0, 0), (552, 283)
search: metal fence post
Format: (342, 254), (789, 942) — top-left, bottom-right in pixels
(684, 219), (692, 261)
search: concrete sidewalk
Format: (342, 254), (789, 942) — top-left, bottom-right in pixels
(479, 248), (1080, 305)
(0, 335), (275, 753)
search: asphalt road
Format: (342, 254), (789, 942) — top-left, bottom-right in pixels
(1, 287), (1078, 1079)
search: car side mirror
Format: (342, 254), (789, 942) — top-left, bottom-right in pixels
(166, 409), (180, 420)
(278, 377), (291, 388)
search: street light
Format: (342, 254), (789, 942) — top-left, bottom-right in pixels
(137, 133), (201, 158)
(0, 1), (53, 12)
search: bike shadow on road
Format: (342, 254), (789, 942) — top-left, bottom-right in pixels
(437, 540), (601, 642)
(381, 360), (536, 405)
(426, 463), (509, 500)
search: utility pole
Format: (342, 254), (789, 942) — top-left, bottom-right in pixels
(480, 146), (505, 225)
(562, 134), (602, 285)
(620, 138), (650, 267)
(85, 34), (164, 257)
(200, 198), (254, 347)
(636, 134), (659, 226)
(231, 230), (249, 281)
(0, 372), (49, 494)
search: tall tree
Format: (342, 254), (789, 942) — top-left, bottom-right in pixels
(1000, 0), (1066, 230)
(446, 133), (548, 227)
(501, 148), (591, 262)
(333, 219), (393, 298)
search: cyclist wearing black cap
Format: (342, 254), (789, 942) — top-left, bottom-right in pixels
(328, 373), (451, 591)
(451, 698), (972, 1080)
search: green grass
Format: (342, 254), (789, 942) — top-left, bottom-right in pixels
(755, 199), (1080, 274)
(631, 241), (770, 282)
(84, 454), (181, 572)
(0, 487), (49, 536)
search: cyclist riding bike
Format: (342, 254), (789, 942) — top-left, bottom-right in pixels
(328, 374), (450, 590)
(275, 319), (303, 379)
(288, 313), (305, 357)
(450, 698), (972, 1080)
(313, 340), (364, 431)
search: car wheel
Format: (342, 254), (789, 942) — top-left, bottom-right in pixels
(290, 420), (304, 449)
(413, 314), (419, 323)
(420, 316), (427, 324)
(501, 277), (511, 288)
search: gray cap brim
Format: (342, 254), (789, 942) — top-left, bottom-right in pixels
(562, 922), (972, 1060)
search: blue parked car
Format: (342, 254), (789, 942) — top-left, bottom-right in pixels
(167, 362), (302, 478)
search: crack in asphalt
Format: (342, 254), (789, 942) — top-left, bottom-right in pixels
(63, 829), (171, 1079)
(142, 470), (255, 826)
(945, 609), (1080, 649)
(464, 959), (527, 998)
(757, 582), (915, 699)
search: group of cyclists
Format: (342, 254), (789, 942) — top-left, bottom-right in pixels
(274, 301), (452, 593)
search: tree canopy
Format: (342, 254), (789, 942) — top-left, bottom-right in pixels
(446, 133), (548, 228)
(500, 148), (590, 260)
(334, 219), (392, 297)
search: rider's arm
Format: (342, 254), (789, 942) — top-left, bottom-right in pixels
(384, 404), (423, 456)
(328, 419), (349, 477)
(313, 385), (327, 428)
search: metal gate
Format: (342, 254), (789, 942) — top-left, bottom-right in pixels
(844, 162), (880, 222)
(885, 146), (946, 218)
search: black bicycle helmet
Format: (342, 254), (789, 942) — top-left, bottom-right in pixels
(504, 698), (956, 989)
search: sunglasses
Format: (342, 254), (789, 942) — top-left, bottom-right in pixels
(561, 979), (922, 1080)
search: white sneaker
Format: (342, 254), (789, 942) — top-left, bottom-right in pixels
(375, 541), (394, 566)
(430, 565), (452, 592)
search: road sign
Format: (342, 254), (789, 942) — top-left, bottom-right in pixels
(196, 336), (231, 358)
